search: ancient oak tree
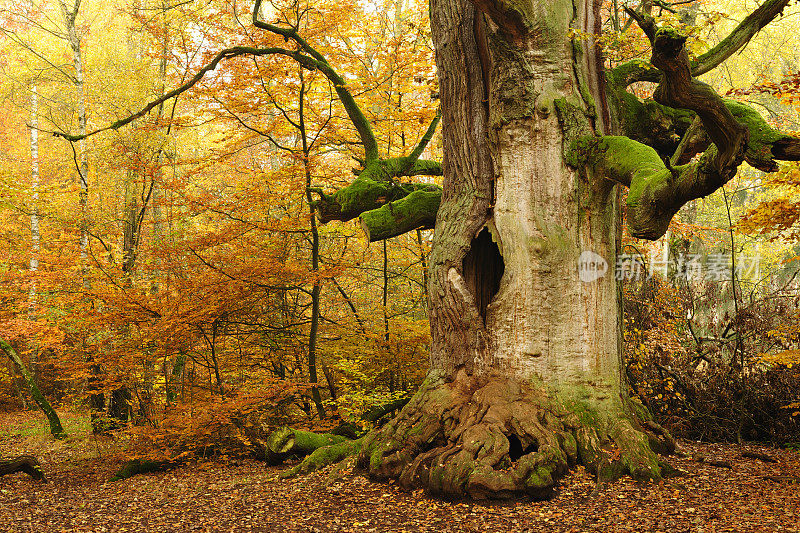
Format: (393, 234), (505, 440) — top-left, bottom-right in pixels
(300, 0), (800, 499)
(53, 0), (800, 499)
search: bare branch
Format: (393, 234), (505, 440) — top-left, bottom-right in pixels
(693, 0), (792, 76)
(50, 45), (321, 141)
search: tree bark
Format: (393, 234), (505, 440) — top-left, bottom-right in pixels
(60, 0), (90, 287)
(1, 337), (66, 439)
(352, 0), (673, 499)
(0, 455), (46, 482)
(28, 85), (41, 320)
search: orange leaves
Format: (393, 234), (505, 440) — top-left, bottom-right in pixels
(739, 164), (800, 240)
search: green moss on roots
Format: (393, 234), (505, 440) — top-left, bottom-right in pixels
(354, 370), (673, 500)
(279, 370), (674, 499)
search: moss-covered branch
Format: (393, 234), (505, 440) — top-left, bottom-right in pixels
(587, 21), (800, 239)
(579, 101), (800, 239)
(574, 135), (734, 239)
(725, 100), (800, 172)
(603, 19), (800, 240)
(397, 159), (443, 177)
(359, 189), (441, 242)
(1, 337), (66, 439)
(611, 90), (800, 169)
(311, 157), (442, 230)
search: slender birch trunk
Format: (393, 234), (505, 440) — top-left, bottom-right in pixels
(28, 85), (41, 376)
(60, 0), (90, 287)
(29, 86), (40, 316)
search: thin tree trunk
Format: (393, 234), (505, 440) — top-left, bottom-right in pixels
(60, 0), (90, 287)
(382, 239), (394, 392)
(299, 72), (326, 420)
(6, 358), (27, 409)
(149, 0), (172, 295)
(28, 85), (40, 318)
(166, 352), (186, 403)
(1, 337), (65, 439)
(28, 85), (41, 376)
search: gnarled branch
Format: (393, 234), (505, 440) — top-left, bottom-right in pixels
(252, 0), (379, 162)
(612, 0), (793, 86)
(649, 27), (748, 180)
(574, 136), (729, 239)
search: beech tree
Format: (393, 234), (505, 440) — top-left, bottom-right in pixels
(53, 0), (800, 499)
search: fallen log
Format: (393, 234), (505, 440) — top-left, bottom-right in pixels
(763, 475), (800, 483)
(361, 398), (410, 423)
(741, 451), (778, 463)
(265, 427), (349, 465)
(0, 455), (47, 482)
(109, 458), (181, 481)
(691, 453), (733, 469)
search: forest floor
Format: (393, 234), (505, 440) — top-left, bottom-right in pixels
(0, 410), (799, 533)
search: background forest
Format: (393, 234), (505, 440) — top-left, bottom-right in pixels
(1, 0), (799, 461)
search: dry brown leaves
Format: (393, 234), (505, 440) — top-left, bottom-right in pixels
(1, 433), (798, 533)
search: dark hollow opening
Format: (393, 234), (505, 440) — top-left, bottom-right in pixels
(462, 227), (505, 321)
(507, 434), (538, 462)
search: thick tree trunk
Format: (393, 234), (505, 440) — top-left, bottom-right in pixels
(355, 0), (673, 499)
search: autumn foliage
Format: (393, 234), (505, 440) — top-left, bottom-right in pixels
(1, 0), (800, 468)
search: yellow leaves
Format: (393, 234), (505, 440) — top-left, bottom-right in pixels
(757, 349), (800, 367)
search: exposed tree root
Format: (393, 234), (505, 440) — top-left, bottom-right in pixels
(353, 370), (674, 499)
(280, 370), (675, 500)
